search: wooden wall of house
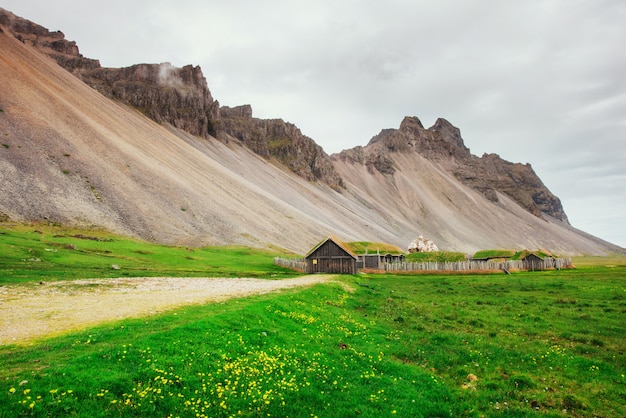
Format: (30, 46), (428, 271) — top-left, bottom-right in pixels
(306, 240), (356, 274)
(307, 257), (356, 274)
(360, 254), (382, 269)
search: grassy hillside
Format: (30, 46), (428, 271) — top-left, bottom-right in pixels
(472, 249), (517, 259)
(1, 224), (625, 416)
(472, 249), (555, 260)
(345, 241), (405, 255)
(510, 249), (553, 260)
(405, 251), (466, 262)
(0, 223), (298, 283)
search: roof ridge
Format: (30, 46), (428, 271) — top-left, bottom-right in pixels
(305, 236), (357, 259)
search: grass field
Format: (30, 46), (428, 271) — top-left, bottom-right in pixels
(0, 223), (297, 283)
(1, 223), (625, 416)
(345, 241), (405, 255)
(405, 251), (466, 262)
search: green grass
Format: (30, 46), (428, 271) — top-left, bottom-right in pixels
(572, 253), (626, 268)
(472, 249), (517, 259)
(345, 241), (405, 255)
(511, 249), (554, 260)
(472, 249), (556, 261)
(1, 264), (625, 416)
(0, 223), (298, 284)
(1, 223), (625, 416)
(405, 251), (466, 262)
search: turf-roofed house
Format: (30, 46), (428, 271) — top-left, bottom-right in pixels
(305, 236), (358, 274)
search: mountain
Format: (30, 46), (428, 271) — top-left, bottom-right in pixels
(334, 116), (567, 222)
(0, 8), (622, 255)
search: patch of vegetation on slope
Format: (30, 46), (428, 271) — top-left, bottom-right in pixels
(472, 249), (517, 259)
(405, 251), (466, 262)
(345, 241), (404, 255)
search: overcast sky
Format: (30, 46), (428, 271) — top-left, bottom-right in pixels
(4, 1), (625, 249)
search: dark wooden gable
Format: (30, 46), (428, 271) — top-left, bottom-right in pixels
(305, 236), (357, 275)
(522, 253), (544, 271)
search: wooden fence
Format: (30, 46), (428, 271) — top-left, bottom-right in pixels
(380, 257), (572, 273)
(274, 257), (307, 272)
(275, 256), (572, 273)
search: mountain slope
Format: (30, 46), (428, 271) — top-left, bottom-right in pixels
(0, 9), (621, 255)
(332, 137), (613, 254)
(0, 22), (410, 253)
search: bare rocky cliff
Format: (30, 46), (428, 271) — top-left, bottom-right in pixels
(0, 8), (99, 72)
(80, 65), (343, 189)
(80, 63), (221, 139)
(220, 105), (344, 190)
(0, 8), (341, 190)
(334, 116), (568, 223)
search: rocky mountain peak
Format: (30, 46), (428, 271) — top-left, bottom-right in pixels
(0, 7), (100, 72)
(367, 128), (396, 146)
(220, 104), (253, 119)
(335, 115), (569, 223)
(399, 116), (425, 134)
(340, 116), (471, 167)
(429, 117), (467, 150)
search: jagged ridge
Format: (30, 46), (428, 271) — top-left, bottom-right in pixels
(0, 8), (342, 190)
(0, 8), (99, 72)
(220, 105), (344, 190)
(334, 116), (568, 223)
(80, 63), (221, 138)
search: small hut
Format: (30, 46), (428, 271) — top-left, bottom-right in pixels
(305, 236), (358, 274)
(523, 253), (547, 271)
(357, 252), (406, 269)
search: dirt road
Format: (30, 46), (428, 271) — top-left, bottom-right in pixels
(0, 275), (333, 345)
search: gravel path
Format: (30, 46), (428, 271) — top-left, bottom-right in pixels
(0, 275), (333, 345)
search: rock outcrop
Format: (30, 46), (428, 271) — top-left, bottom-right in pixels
(0, 7), (343, 190)
(334, 116), (568, 223)
(0, 8), (99, 72)
(79, 63), (221, 138)
(408, 235), (439, 253)
(220, 105), (345, 190)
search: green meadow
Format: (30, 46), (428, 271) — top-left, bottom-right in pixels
(1, 223), (625, 417)
(0, 223), (295, 283)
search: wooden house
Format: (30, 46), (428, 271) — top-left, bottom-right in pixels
(522, 253), (555, 271)
(357, 254), (382, 269)
(305, 236), (358, 274)
(357, 253), (405, 269)
(522, 253), (543, 271)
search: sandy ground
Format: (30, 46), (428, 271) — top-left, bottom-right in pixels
(0, 275), (333, 346)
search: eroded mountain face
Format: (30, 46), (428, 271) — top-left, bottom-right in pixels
(333, 116), (568, 223)
(219, 105), (345, 190)
(80, 63), (221, 139)
(0, 8), (99, 72)
(4, 7), (613, 255)
(0, 8), (343, 190)
(0, 7), (564, 219)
